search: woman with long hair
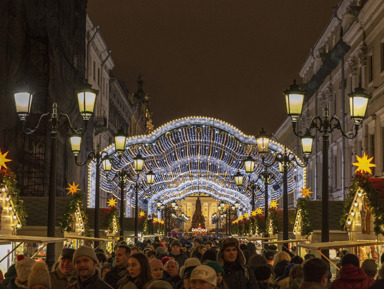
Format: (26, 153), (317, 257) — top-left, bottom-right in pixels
(120, 253), (154, 289)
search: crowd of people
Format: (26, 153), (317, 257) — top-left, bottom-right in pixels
(0, 235), (383, 289)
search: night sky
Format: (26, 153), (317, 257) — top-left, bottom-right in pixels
(87, 0), (340, 136)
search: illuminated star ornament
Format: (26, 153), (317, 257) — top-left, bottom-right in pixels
(251, 210), (257, 217)
(66, 182), (81, 195)
(255, 207), (263, 215)
(300, 187), (313, 198)
(353, 153), (376, 175)
(107, 197), (117, 207)
(269, 200), (278, 209)
(0, 149), (11, 170)
(139, 211), (146, 217)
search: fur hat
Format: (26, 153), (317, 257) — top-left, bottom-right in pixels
(361, 259), (377, 277)
(15, 257), (35, 283)
(28, 262), (51, 289)
(341, 254), (359, 267)
(73, 246), (98, 264)
(217, 237), (246, 266)
(190, 265), (217, 287)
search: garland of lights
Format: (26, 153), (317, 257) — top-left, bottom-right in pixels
(266, 209), (278, 235)
(295, 198), (312, 236)
(95, 117), (305, 215)
(341, 172), (384, 235)
(105, 207), (119, 234)
(61, 193), (90, 236)
(0, 168), (27, 228)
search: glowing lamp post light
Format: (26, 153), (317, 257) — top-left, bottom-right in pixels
(284, 80), (370, 259)
(14, 84), (97, 268)
(69, 127), (127, 241)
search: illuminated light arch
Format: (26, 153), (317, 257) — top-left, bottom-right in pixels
(88, 116), (306, 216)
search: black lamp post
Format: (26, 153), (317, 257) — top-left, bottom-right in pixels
(284, 80), (370, 259)
(14, 84), (97, 268)
(69, 128), (127, 244)
(255, 128), (309, 251)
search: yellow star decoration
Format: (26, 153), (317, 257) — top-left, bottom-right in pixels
(269, 200), (278, 209)
(0, 149), (11, 170)
(353, 153), (376, 175)
(244, 213), (249, 218)
(66, 182), (81, 195)
(300, 187), (313, 198)
(251, 210), (257, 217)
(139, 211), (146, 217)
(107, 197), (117, 207)
(256, 207), (263, 215)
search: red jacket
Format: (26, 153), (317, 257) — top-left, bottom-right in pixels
(329, 264), (374, 289)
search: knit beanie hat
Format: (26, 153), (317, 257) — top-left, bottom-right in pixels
(201, 250), (217, 263)
(361, 259), (377, 277)
(28, 262), (51, 289)
(180, 258), (201, 277)
(205, 261), (224, 274)
(190, 265), (217, 287)
(155, 246), (165, 254)
(73, 246), (98, 264)
(16, 257), (35, 283)
(254, 265), (272, 281)
(341, 254), (359, 267)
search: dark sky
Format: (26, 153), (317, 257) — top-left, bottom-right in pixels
(87, 0), (340, 136)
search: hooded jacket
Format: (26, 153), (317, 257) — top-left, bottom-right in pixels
(329, 264), (374, 289)
(217, 238), (258, 289)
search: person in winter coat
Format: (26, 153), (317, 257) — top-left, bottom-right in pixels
(369, 267), (384, 289)
(8, 257), (35, 289)
(67, 246), (112, 289)
(50, 248), (77, 289)
(298, 258), (328, 289)
(28, 262), (51, 289)
(119, 253), (154, 289)
(169, 240), (188, 268)
(329, 254), (374, 289)
(105, 245), (131, 289)
(217, 238), (258, 289)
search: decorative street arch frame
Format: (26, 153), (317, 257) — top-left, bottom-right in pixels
(88, 117), (306, 216)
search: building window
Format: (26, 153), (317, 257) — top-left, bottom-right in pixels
(381, 42), (384, 73)
(334, 154), (338, 190)
(368, 54), (373, 83)
(93, 61), (96, 81)
(97, 68), (100, 85)
(370, 134), (375, 175)
(382, 127), (384, 170)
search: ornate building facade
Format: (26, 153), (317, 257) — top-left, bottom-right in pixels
(275, 0), (384, 201)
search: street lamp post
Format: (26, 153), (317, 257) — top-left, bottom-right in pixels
(14, 85), (97, 267)
(284, 80), (370, 259)
(70, 128), (127, 243)
(256, 129), (309, 251)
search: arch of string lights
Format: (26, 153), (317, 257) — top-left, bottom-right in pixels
(88, 117), (306, 215)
